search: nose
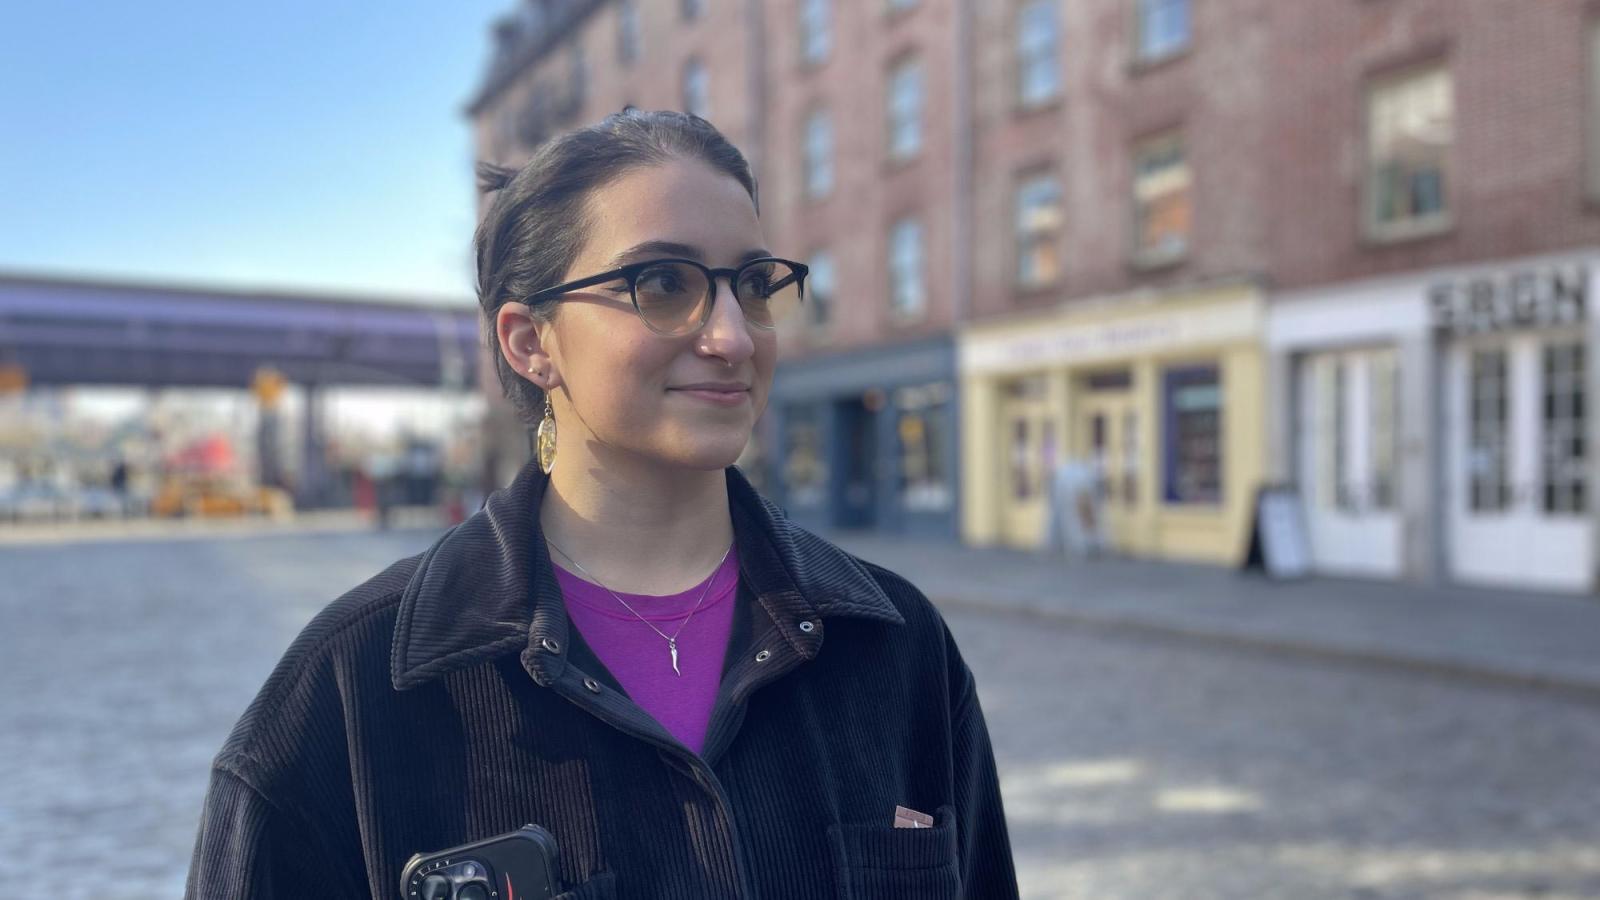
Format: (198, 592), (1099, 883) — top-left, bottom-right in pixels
(695, 276), (757, 365)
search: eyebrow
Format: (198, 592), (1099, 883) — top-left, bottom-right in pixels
(604, 240), (772, 269)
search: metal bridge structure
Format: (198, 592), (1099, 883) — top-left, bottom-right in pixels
(0, 272), (484, 505)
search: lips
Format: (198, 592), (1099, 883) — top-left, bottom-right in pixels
(669, 382), (751, 392)
(668, 382), (752, 406)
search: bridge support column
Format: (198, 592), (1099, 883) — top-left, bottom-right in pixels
(295, 382), (326, 509)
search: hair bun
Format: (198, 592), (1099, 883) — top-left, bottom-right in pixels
(475, 161), (518, 195)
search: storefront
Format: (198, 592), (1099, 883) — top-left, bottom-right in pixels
(1270, 251), (1598, 593)
(1436, 256), (1594, 592)
(767, 336), (960, 537)
(958, 283), (1267, 564)
(1267, 273), (1431, 582)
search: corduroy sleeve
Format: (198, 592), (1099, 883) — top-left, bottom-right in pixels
(185, 765), (364, 900)
(952, 676), (1021, 899)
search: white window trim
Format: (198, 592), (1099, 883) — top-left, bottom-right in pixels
(1132, 0), (1191, 65)
(804, 110), (834, 198)
(889, 218), (927, 320)
(1362, 63), (1454, 244)
(1017, 0), (1062, 108)
(888, 58), (924, 161)
(1130, 131), (1191, 267)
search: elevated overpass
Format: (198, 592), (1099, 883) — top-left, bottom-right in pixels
(0, 272), (485, 506)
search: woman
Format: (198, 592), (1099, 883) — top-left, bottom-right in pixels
(187, 109), (1018, 899)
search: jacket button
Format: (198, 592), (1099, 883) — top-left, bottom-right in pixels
(798, 620), (815, 633)
(541, 637), (561, 654)
(583, 677), (602, 693)
(755, 649), (771, 663)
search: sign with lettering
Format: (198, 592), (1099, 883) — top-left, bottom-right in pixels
(1428, 264), (1588, 336)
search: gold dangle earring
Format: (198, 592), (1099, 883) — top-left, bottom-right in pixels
(529, 361), (558, 474)
(536, 393), (558, 475)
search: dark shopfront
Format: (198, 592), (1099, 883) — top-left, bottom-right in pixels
(767, 336), (960, 538)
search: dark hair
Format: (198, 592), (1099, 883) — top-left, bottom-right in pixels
(474, 108), (760, 424)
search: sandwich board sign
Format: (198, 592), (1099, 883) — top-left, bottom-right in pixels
(1242, 485), (1312, 579)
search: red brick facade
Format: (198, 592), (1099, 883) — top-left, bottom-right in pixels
(467, 0), (1600, 428)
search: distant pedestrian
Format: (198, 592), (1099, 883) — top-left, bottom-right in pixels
(1045, 457), (1106, 559)
(187, 109), (1018, 899)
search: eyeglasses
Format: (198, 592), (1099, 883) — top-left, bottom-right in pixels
(524, 256), (808, 336)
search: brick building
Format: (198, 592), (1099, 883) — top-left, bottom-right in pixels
(467, 0), (1600, 590)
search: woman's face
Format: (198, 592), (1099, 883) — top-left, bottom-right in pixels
(529, 157), (777, 473)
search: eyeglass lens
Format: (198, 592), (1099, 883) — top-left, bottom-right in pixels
(632, 260), (802, 334)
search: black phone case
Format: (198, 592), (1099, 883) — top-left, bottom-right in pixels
(400, 825), (560, 900)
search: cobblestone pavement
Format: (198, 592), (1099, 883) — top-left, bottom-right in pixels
(3, 530), (1599, 899)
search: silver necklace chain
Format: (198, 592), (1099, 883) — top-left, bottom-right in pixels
(546, 540), (732, 677)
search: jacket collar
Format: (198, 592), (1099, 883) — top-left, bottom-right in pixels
(391, 458), (903, 691)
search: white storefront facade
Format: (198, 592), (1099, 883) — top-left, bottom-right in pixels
(1269, 251), (1598, 593)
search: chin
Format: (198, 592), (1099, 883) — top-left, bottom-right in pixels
(657, 431), (753, 471)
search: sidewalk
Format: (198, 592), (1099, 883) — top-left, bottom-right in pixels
(0, 506), (448, 546)
(822, 530), (1600, 697)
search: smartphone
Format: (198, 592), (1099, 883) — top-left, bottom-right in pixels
(399, 824), (560, 900)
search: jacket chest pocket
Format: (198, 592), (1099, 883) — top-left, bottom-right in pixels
(825, 805), (961, 900)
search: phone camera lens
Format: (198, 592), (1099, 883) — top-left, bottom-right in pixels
(419, 874), (453, 900)
(457, 883), (490, 900)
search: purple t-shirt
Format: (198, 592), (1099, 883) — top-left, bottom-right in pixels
(554, 547), (739, 754)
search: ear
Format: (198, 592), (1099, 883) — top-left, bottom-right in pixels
(495, 302), (564, 391)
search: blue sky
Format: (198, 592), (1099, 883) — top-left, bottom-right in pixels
(1, 1), (513, 305)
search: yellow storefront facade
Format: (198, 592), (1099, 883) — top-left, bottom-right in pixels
(959, 283), (1267, 564)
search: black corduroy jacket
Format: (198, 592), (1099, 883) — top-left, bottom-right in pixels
(186, 460), (1019, 899)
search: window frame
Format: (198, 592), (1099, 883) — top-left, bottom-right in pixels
(800, 0), (832, 66)
(1130, 130), (1192, 267)
(1363, 61), (1455, 244)
(1542, 341), (1588, 516)
(805, 248), (837, 334)
(1014, 170), (1064, 290)
(617, 0), (640, 65)
(887, 55), (925, 162)
(888, 216), (927, 320)
(1016, 0), (1062, 109)
(682, 57), (710, 119)
(803, 108), (835, 199)
(1468, 346), (1512, 513)
(1162, 364), (1223, 506)
(1132, 0), (1192, 65)
(1589, 21), (1600, 201)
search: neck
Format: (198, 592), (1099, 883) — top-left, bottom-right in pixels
(539, 450), (736, 596)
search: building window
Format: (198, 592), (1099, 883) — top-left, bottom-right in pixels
(1017, 0), (1061, 107)
(1135, 0), (1191, 62)
(801, 0), (831, 65)
(1367, 64), (1453, 240)
(1589, 22), (1600, 199)
(683, 0), (706, 22)
(617, 0), (640, 65)
(1163, 365), (1222, 505)
(783, 405), (827, 507)
(1543, 342), (1588, 515)
(1132, 132), (1191, 264)
(1469, 347), (1511, 513)
(804, 109), (834, 198)
(567, 46), (587, 111)
(888, 57), (924, 161)
(1370, 352), (1400, 511)
(806, 250), (836, 331)
(683, 58), (710, 119)
(1332, 360), (1350, 509)
(888, 217), (926, 318)
(897, 382), (953, 511)
(1015, 173), (1063, 288)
